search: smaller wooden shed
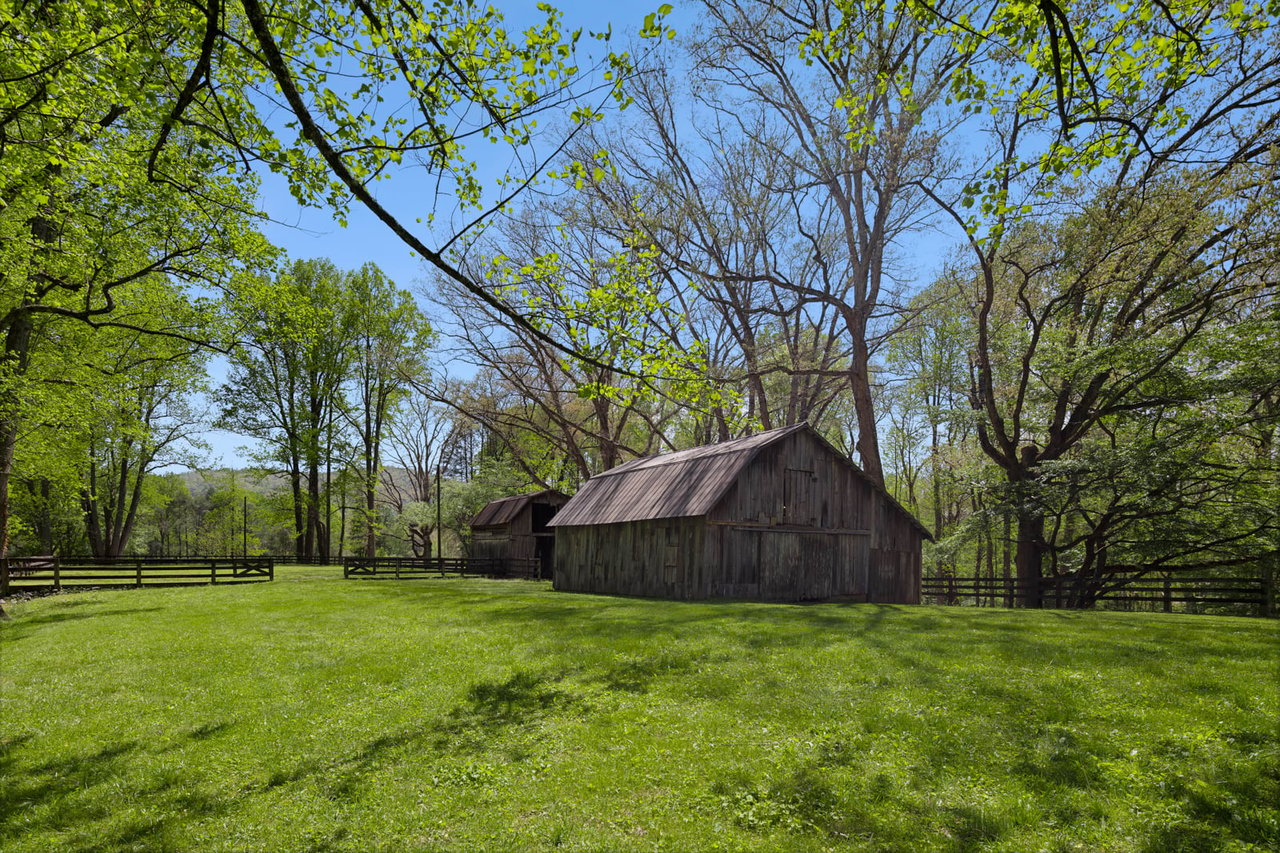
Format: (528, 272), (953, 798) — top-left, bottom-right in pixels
(470, 489), (569, 579)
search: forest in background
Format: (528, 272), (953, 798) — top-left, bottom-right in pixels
(2, 1), (1276, 607)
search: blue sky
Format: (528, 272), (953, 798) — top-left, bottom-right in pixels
(254, 0), (679, 284)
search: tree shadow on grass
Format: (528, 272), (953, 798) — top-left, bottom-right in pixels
(261, 668), (585, 805)
(0, 606), (163, 642)
(588, 649), (701, 694)
(431, 669), (583, 756)
(0, 723), (244, 850)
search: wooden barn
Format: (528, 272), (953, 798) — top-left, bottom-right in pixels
(470, 489), (569, 579)
(548, 424), (929, 602)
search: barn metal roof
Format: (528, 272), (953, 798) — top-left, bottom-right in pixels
(548, 424), (808, 527)
(471, 489), (568, 528)
(548, 423), (933, 539)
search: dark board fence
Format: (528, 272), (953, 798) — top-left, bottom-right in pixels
(343, 556), (540, 580)
(921, 573), (1272, 617)
(1, 556), (273, 594)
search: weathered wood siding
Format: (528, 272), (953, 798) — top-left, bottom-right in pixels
(470, 529), (508, 563)
(554, 517), (706, 598)
(701, 526), (870, 600)
(869, 496), (923, 603)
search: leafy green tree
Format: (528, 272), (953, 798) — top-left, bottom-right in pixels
(190, 470), (260, 557)
(900, 0), (1280, 604)
(434, 197), (739, 488)
(884, 273), (978, 538)
(0, 0), (270, 565)
(343, 264), (432, 557)
(74, 290), (211, 557)
(135, 474), (195, 556)
(217, 259), (355, 560)
(947, 179), (1276, 604)
(2, 0), (672, 594)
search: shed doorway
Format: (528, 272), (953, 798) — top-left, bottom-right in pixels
(534, 534), (555, 580)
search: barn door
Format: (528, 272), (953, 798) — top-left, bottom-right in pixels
(755, 531), (869, 601)
(783, 468), (816, 526)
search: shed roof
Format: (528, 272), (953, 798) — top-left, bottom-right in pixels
(548, 423), (931, 538)
(471, 489), (568, 528)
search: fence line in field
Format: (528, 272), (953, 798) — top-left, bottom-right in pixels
(920, 572), (1272, 617)
(343, 556), (540, 580)
(0, 556), (274, 594)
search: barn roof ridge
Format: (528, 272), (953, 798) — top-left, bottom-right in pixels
(594, 423), (808, 479)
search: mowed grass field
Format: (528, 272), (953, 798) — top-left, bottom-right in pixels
(1, 567), (1276, 852)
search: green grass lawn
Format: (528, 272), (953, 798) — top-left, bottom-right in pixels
(1, 566), (1276, 852)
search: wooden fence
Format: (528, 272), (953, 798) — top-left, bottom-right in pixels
(921, 573), (1273, 617)
(343, 556), (541, 580)
(1, 556), (274, 594)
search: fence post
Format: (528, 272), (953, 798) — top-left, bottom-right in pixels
(54, 558), (62, 591)
(211, 561), (218, 585)
(1163, 577), (1172, 613)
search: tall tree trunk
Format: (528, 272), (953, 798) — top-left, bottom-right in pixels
(985, 507), (995, 608)
(306, 456), (321, 561)
(363, 475), (377, 558)
(362, 377), (376, 558)
(1015, 514), (1045, 609)
(931, 415), (943, 539)
(1002, 512), (1013, 608)
(0, 310), (34, 565)
(290, 466), (305, 560)
(338, 477), (347, 559)
(322, 414), (333, 563)
(849, 333), (884, 486)
(82, 432), (106, 557)
(114, 451), (152, 558)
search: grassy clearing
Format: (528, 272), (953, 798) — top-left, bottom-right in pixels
(1, 566), (1276, 852)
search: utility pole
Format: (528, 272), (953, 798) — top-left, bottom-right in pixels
(436, 462), (443, 560)
(243, 495), (248, 557)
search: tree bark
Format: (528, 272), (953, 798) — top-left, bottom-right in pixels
(849, 334), (884, 486)
(1015, 513), (1045, 609)
(0, 310), (34, 564)
(290, 467), (304, 560)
